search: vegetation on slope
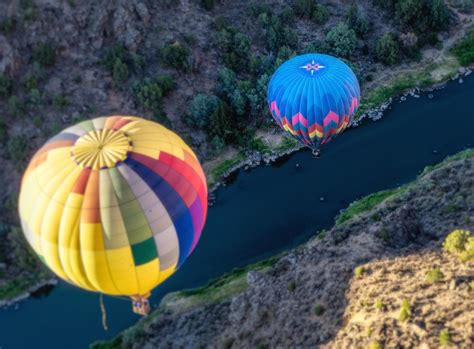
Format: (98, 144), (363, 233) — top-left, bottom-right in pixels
(91, 256), (279, 349)
(452, 26), (474, 65)
(93, 148), (474, 348)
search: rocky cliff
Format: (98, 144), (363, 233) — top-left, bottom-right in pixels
(93, 150), (474, 348)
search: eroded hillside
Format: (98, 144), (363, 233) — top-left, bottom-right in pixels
(93, 150), (474, 349)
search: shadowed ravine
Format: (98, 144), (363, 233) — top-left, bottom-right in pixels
(1, 77), (474, 349)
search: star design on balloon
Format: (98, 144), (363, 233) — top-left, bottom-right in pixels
(300, 60), (325, 75)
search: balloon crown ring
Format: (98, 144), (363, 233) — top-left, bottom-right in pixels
(71, 128), (133, 170)
(300, 60), (326, 75)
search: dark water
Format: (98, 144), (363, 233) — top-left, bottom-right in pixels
(1, 77), (474, 349)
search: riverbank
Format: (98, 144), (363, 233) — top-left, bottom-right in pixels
(206, 61), (473, 191)
(92, 148), (474, 348)
(205, 19), (474, 188)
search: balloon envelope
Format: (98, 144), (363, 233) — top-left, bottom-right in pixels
(267, 53), (360, 148)
(18, 116), (208, 297)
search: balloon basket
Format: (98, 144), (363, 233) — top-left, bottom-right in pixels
(311, 148), (321, 158)
(131, 293), (151, 316)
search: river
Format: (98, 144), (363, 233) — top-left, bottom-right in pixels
(1, 76), (473, 349)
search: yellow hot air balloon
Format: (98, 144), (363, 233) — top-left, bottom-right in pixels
(18, 116), (208, 314)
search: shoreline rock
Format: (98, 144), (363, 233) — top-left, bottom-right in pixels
(0, 279), (57, 310)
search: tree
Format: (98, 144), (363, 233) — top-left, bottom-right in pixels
(7, 134), (30, 162)
(346, 2), (359, 29)
(325, 23), (357, 58)
(395, 0), (423, 25)
(209, 135), (225, 155)
(346, 2), (370, 37)
(201, 0), (216, 11)
(161, 42), (191, 71)
(312, 4), (329, 25)
(132, 76), (175, 113)
(0, 74), (12, 98)
(214, 29), (251, 71)
(186, 94), (220, 128)
(208, 100), (234, 143)
(430, 0), (450, 30)
(294, 0), (314, 18)
(112, 58), (129, 83)
(32, 43), (56, 67)
(375, 33), (400, 65)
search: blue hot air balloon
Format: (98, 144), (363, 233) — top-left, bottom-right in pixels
(267, 53), (360, 152)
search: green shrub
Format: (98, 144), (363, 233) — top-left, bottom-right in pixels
(312, 4), (329, 25)
(101, 45), (135, 84)
(201, 0), (216, 10)
(376, 227), (391, 243)
(314, 304), (325, 316)
(367, 340), (383, 349)
(438, 329), (452, 346)
(425, 267), (444, 284)
(214, 28), (251, 71)
(32, 44), (56, 67)
(7, 134), (30, 162)
(354, 266), (366, 278)
(371, 213), (381, 221)
(8, 96), (24, 117)
(132, 76), (175, 113)
(22, 72), (38, 91)
(346, 2), (370, 37)
(0, 118), (7, 143)
(28, 89), (42, 106)
(155, 76), (175, 95)
(336, 188), (402, 225)
(249, 137), (270, 154)
(133, 79), (162, 112)
(294, 0), (315, 18)
(365, 326), (373, 337)
(398, 298), (411, 322)
(374, 299), (384, 311)
(185, 33), (197, 46)
(0, 74), (12, 98)
(430, 0), (451, 30)
(459, 238), (474, 262)
(288, 281), (297, 292)
(102, 45), (127, 71)
(161, 42), (190, 71)
(152, 111), (172, 129)
(452, 28), (474, 66)
(32, 115), (42, 128)
(186, 94), (220, 128)
(376, 33), (400, 65)
(216, 68), (246, 116)
(395, 0), (424, 28)
(208, 100), (235, 143)
(209, 135), (225, 155)
(20, 0), (37, 21)
(443, 229), (471, 255)
(260, 13), (298, 52)
(112, 58), (129, 84)
(325, 22), (357, 58)
(0, 17), (16, 34)
(52, 94), (69, 108)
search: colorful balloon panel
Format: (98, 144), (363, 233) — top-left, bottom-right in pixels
(18, 116), (208, 296)
(267, 53), (360, 148)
